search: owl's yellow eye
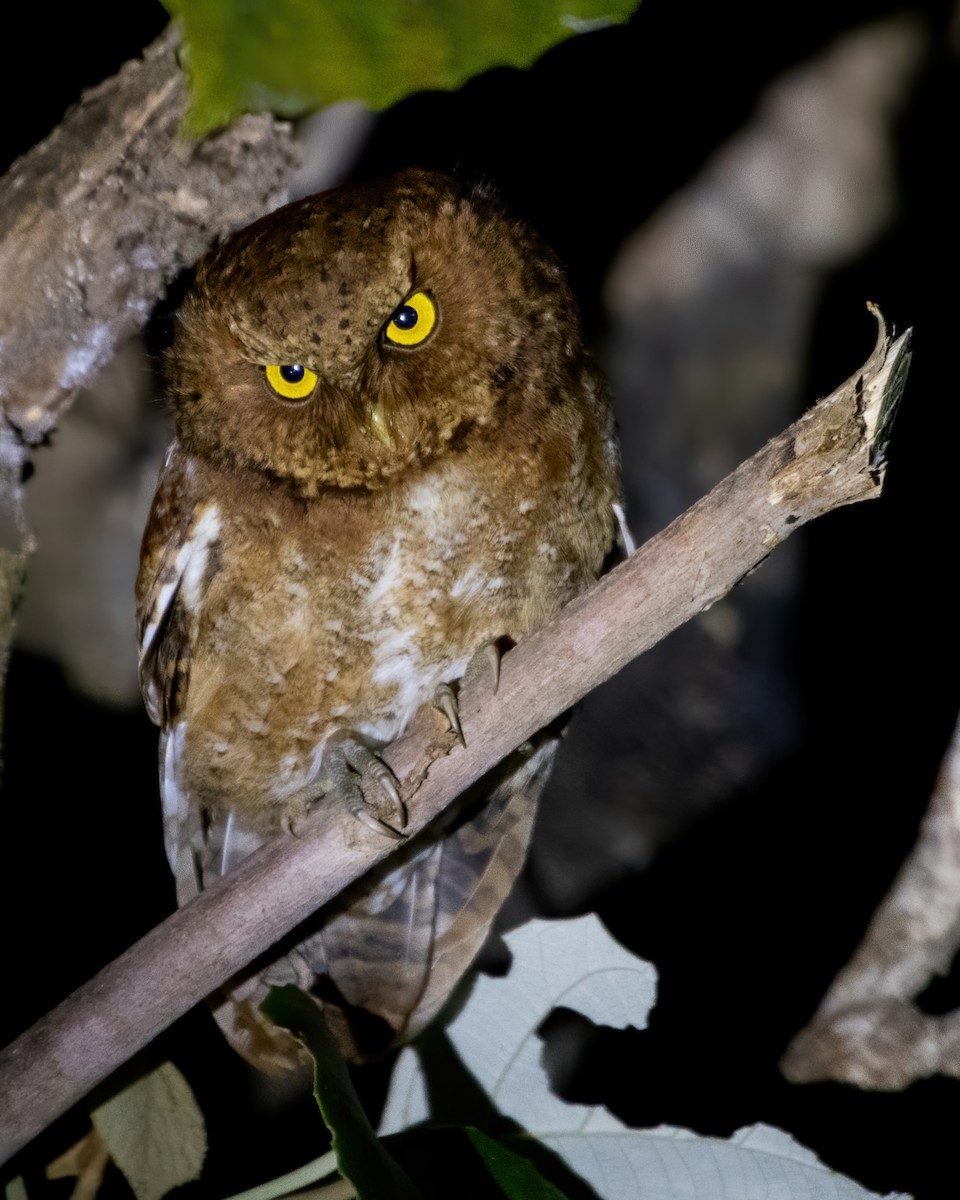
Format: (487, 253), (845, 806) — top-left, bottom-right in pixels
(384, 291), (437, 347)
(265, 363), (319, 401)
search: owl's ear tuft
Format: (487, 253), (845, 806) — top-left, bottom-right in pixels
(467, 174), (500, 204)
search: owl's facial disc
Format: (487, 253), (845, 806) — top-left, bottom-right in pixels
(366, 402), (395, 448)
(259, 290), (440, 443)
(359, 291), (438, 447)
(172, 168), (584, 495)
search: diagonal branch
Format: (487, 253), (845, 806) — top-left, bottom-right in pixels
(0, 310), (911, 1165)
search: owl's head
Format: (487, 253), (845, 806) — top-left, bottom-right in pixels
(168, 168), (585, 495)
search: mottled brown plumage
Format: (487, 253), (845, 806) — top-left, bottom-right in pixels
(137, 168), (622, 1070)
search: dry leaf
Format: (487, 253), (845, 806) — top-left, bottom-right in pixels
(91, 1061), (206, 1200)
(46, 1129), (110, 1200)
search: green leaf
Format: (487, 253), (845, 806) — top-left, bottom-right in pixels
(91, 1061), (206, 1200)
(162, 0), (637, 135)
(466, 1129), (570, 1200)
(261, 985), (422, 1200)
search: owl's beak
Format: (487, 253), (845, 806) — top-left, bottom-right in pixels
(366, 402), (396, 449)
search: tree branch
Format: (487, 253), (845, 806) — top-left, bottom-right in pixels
(0, 27), (297, 754)
(781, 703), (960, 1089)
(0, 310), (911, 1165)
(0, 26), (296, 445)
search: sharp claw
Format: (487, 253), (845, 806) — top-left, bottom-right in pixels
(484, 641), (501, 695)
(372, 764), (402, 809)
(435, 682), (466, 747)
(354, 807), (404, 840)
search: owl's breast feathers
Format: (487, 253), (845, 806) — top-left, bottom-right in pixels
(136, 168), (622, 1067)
(138, 394), (616, 834)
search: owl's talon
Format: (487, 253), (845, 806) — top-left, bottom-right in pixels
(353, 806), (405, 840)
(320, 730), (406, 835)
(483, 641), (501, 694)
(435, 682), (466, 747)
(435, 644), (502, 748)
(462, 639), (501, 695)
(367, 759), (402, 810)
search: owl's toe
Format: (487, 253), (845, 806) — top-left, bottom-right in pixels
(434, 682), (465, 747)
(319, 730), (405, 839)
(434, 641), (503, 749)
(470, 640), (502, 694)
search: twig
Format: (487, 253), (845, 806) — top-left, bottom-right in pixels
(0, 310), (911, 1164)
(781, 705), (960, 1089)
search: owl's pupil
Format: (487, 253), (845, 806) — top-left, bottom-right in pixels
(393, 306), (418, 330)
(280, 364), (305, 384)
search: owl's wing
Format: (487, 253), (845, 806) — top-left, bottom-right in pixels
(137, 502), (219, 729)
(136, 451), (222, 893)
(292, 737), (557, 1060)
(404, 738), (555, 1037)
(194, 806), (445, 1069)
(200, 739), (556, 1069)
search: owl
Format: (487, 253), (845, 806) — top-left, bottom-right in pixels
(136, 168), (623, 1071)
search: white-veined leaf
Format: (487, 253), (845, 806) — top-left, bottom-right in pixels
(380, 914), (910, 1200)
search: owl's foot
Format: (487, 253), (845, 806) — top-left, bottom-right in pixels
(433, 641), (502, 747)
(318, 730), (405, 839)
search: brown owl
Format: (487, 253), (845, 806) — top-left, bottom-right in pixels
(136, 168), (623, 1071)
